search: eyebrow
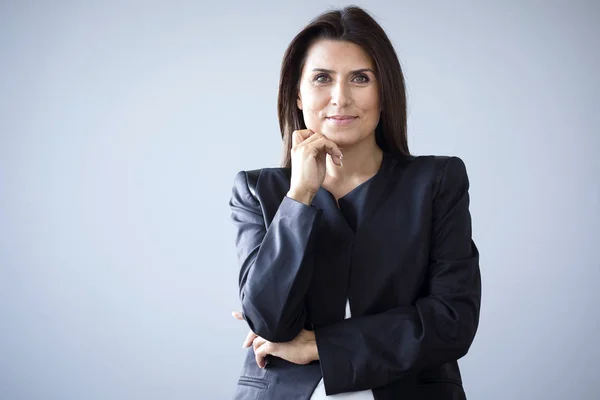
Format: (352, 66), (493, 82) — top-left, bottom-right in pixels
(312, 68), (375, 74)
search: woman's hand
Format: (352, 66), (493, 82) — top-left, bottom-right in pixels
(232, 311), (319, 368)
(288, 129), (343, 205)
(251, 328), (318, 369)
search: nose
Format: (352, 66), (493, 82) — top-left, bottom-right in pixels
(330, 81), (352, 107)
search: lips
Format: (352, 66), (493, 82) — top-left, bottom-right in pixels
(327, 116), (356, 120)
(326, 116), (357, 126)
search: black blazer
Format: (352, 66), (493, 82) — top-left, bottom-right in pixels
(229, 152), (481, 400)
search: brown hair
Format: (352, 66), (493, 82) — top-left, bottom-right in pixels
(277, 5), (410, 168)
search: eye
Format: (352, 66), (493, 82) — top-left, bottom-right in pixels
(353, 74), (370, 83)
(314, 74), (330, 83)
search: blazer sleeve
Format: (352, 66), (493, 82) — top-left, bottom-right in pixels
(314, 156), (482, 395)
(229, 170), (323, 343)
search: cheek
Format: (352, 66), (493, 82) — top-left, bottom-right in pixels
(300, 87), (327, 109)
(303, 105), (321, 118)
(302, 93), (327, 112)
(356, 88), (380, 112)
(300, 92), (327, 126)
(356, 91), (381, 129)
(302, 108), (325, 132)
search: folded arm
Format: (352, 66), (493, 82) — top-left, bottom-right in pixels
(229, 170), (322, 343)
(314, 156), (482, 395)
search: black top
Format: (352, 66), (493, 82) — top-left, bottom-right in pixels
(229, 152), (481, 400)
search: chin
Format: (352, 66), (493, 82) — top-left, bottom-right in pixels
(319, 127), (366, 144)
(321, 132), (361, 147)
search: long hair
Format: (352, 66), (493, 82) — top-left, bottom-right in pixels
(277, 6), (410, 168)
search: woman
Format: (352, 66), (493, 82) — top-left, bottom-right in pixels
(228, 6), (481, 400)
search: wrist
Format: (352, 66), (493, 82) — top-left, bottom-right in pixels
(287, 188), (316, 205)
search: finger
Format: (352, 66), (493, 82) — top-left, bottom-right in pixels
(314, 137), (343, 156)
(297, 133), (341, 155)
(294, 132), (333, 154)
(305, 137), (343, 164)
(255, 350), (266, 369)
(294, 130), (330, 150)
(292, 129), (314, 146)
(254, 340), (267, 368)
(231, 311), (244, 320)
(242, 330), (258, 348)
(255, 341), (274, 369)
(252, 336), (267, 353)
(292, 132), (343, 166)
(295, 130), (322, 145)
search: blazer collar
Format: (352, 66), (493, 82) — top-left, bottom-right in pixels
(312, 151), (395, 235)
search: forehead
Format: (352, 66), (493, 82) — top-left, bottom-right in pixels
(302, 39), (374, 71)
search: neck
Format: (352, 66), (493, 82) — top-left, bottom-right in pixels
(325, 134), (383, 182)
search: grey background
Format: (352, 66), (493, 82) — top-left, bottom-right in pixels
(1, 1), (598, 399)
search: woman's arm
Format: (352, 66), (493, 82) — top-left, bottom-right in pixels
(229, 170), (322, 343)
(314, 156), (482, 395)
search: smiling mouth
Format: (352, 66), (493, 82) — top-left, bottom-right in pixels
(327, 115), (357, 119)
(326, 116), (357, 125)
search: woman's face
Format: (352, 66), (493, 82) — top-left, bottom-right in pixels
(297, 39), (380, 148)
